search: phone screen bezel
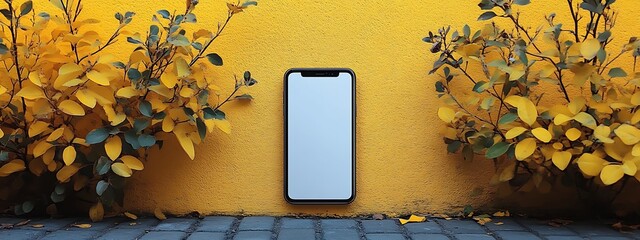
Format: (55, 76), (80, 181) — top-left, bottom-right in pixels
(283, 68), (356, 205)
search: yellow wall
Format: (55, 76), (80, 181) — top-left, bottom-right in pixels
(36, 0), (640, 216)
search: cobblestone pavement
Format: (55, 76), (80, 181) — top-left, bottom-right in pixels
(1, 216), (639, 240)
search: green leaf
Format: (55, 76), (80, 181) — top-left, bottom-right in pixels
(55, 184), (65, 195)
(124, 130), (141, 149)
(127, 37), (142, 44)
(0, 9), (12, 20)
(447, 141), (462, 153)
(157, 10), (170, 19)
(128, 68), (141, 81)
(196, 118), (206, 140)
(206, 53), (223, 66)
(242, 1), (258, 7)
(473, 81), (489, 93)
(86, 128), (110, 144)
(203, 108), (225, 120)
(184, 13), (196, 23)
(463, 25), (470, 38)
(513, 0), (531, 5)
(19, 1), (32, 16)
(235, 94), (254, 100)
(22, 201), (34, 213)
(50, 191), (64, 203)
(478, 0), (496, 10)
(96, 180), (109, 196)
(133, 118), (150, 132)
(112, 61), (126, 69)
(0, 43), (7, 55)
(498, 113), (518, 125)
(485, 142), (512, 159)
(149, 25), (159, 36)
(137, 134), (156, 147)
(478, 11), (497, 21)
(169, 35), (190, 46)
(138, 100), (153, 117)
(95, 156), (111, 175)
(608, 68), (627, 78)
(598, 30), (611, 42)
(0, 151), (8, 161)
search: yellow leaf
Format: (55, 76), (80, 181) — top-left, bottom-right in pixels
(552, 151), (572, 171)
(600, 165), (624, 185)
(577, 153), (607, 177)
(55, 63), (83, 89)
(116, 87), (139, 98)
(33, 141), (53, 158)
(505, 96), (538, 126)
(0, 129), (3, 138)
(594, 125), (614, 143)
(215, 119), (231, 134)
(531, 128), (552, 143)
(28, 72), (43, 87)
(111, 163), (132, 177)
(505, 127), (527, 139)
(580, 39), (601, 60)
(568, 97), (586, 115)
(175, 132), (195, 160)
(154, 208), (167, 220)
(124, 212), (138, 220)
(43, 148), (55, 165)
(399, 215), (426, 225)
(72, 224), (92, 229)
(73, 174), (89, 191)
(63, 146), (76, 166)
(0, 85), (6, 95)
(120, 155), (144, 170)
(622, 160), (637, 176)
(105, 136), (122, 160)
(553, 142), (564, 150)
(89, 202), (104, 222)
(604, 138), (631, 161)
(631, 92), (640, 106)
(614, 124), (640, 145)
(76, 89), (97, 108)
(573, 112), (596, 129)
(565, 128), (581, 141)
(437, 107), (455, 123)
(28, 121), (50, 137)
(175, 58), (191, 78)
(62, 78), (84, 87)
(16, 84), (45, 100)
(0, 160), (26, 177)
(515, 138), (537, 160)
(499, 161), (516, 182)
(162, 117), (175, 132)
(56, 164), (80, 182)
(179, 87), (195, 98)
(58, 100), (85, 116)
(554, 114), (573, 125)
(633, 143), (640, 157)
(86, 70), (111, 86)
(161, 71), (179, 88)
(46, 127), (65, 142)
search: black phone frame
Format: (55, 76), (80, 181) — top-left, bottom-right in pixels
(283, 68), (356, 205)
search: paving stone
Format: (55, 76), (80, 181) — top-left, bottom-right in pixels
(365, 233), (406, 240)
(493, 231), (542, 240)
(40, 230), (100, 240)
(17, 218), (76, 231)
(197, 216), (236, 232)
(321, 219), (358, 229)
(234, 231), (273, 240)
(0, 218), (26, 225)
(140, 231), (187, 240)
(567, 223), (626, 237)
(454, 233), (496, 240)
(410, 233), (450, 240)
(152, 218), (197, 231)
(405, 221), (443, 233)
(238, 216), (275, 231)
(484, 218), (526, 231)
(277, 228), (316, 240)
(436, 219), (485, 234)
(322, 229), (360, 240)
(545, 236), (585, 240)
(187, 231), (226, 240)
(67, 218), (117, 231)
(115, 217), (159, 229)
(590, 237), (634, 240)
(361, 220), (401, 233)
(517, 219), (576, 236)
(280, 218), (315, 228)
(0, 229), (46, 240)
(96, 228), (146, 240)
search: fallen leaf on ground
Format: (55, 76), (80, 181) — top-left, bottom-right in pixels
(1, 223), (14, 229)
(31, 224), (44, 228)
(372, 214), (384, 220)
(473, 214), (492, 225)
(399, 215), (427, 225)
(154, 208), (167, 220)
(433, 213), (451, 220)
(612, 222), (640, 232)
(548, 219), (572, 227)
(124, 212), (138, 220)
(129, 222), (138, 226)
(494, 222), (504, 225)
(493, 211), (510, 217)
(72, 224), (92, 229)
(15, 220), (31, 226)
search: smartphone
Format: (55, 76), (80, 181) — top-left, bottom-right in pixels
(284, 68), (356, 204)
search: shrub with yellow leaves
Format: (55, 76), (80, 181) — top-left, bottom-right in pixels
(426, 0), (640, 202)
(0, 0), (257, 221)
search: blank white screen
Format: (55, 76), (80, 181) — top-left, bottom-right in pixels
(287, 72), (353, 200)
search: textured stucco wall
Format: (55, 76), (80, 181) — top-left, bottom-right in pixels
(36, 0), (640, 216)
